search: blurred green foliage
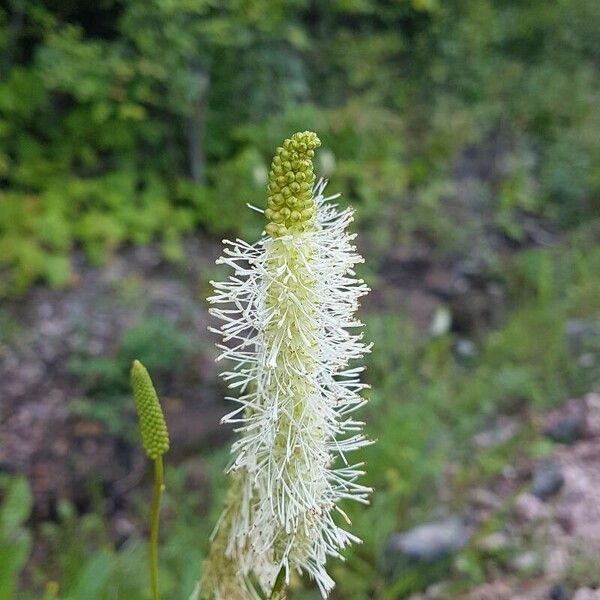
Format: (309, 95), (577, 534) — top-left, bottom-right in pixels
(1, 0), (599, 293)
(0, 476), (32, 600)
(69, 317), (195, 435)
(23, 459), (221, 600)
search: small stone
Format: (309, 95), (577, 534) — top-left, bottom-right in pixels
(584, 393), (600, 436)
(384, 516), (470, 572)
(549, 583), (568, 600)
(470, 488), (502, 510)
(566, 319), (600, 353)
(454, 338), (476, 360)
(514, 493), (550, 521)
(424, 582), (449, 599)
(555, 507), (575, 533)
(467, 582), (513, 600)
(532, 461), (564, 500)
(573, 588), (600, 600)
(544, 414), (585, 444)
(473, 419), (519, 449)
(113, 515), (136, 538)
(510, 551), (539, 573)
(545, 546), (570, 578)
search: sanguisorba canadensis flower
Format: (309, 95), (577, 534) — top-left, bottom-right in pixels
(203, 131), (371, 599)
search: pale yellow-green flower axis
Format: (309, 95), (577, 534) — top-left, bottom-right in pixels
(265, 131), (321, 237)
(131, 360), (170, 460)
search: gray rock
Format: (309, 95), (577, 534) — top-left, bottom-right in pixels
(549, 583), (568, 600)
(544, 414), (585, 444)
(585, 393), (600, 436)
(467, 581), (513, 600)
(566, 319), (600, 353)
(424, 582), (450, 599)
(473, 420), (519, 449)
(573, 589), (600, 600)
(384, 516), (470, 569)
(545, 546), (570, 578)
(470, 487), (502, 510)
(454, 339), (477, 361)
(566, 319), (590, 344)
(532, 461), (564, 500)
(510, 551), (539, 573)
(514, 493), (550, 521)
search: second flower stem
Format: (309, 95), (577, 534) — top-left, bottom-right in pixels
(150, 456), (164, 600)
(269, 567), (287, 599)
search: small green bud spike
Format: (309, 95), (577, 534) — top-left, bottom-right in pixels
(265, 131), (321, 238)
(131, 360), (170, 460)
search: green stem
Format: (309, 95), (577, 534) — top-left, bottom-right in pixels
(150, 457), (164, 600)
(268, 567), (287, 599)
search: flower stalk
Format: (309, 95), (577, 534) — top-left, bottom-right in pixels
(149, 456), (165, 600)
(203, 131), (371, 598)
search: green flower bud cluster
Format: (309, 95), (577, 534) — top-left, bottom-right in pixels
(265, 131), (321, 237)
(131, 360), (170, 460)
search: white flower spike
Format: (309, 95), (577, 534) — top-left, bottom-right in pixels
(202, 131), (371, 599)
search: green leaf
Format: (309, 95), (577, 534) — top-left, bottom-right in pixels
(0, 476), (32, 537)
(0, 536), (31, 600)
(0, 477), (32, 600)
(68, 552), (112, 600)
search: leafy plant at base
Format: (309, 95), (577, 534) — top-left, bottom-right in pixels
(0, 476), (32, 600)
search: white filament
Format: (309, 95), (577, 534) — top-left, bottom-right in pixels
(208, 180), (371, 597)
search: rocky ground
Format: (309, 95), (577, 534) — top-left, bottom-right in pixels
(0, 240), (226, 519)
(385, 393), (600, 600)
